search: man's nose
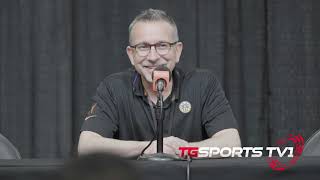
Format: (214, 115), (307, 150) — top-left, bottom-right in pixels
(147, 46), (160, 61)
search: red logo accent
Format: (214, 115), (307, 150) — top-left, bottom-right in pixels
(178, 147), (199, 158)
(267, 134), (304, 171)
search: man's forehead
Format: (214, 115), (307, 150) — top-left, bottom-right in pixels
(130, 21), (175, 44)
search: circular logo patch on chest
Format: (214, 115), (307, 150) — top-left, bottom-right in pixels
(179, 101), (192, 113)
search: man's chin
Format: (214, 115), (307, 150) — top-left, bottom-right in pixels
(143, 76), (153, 83)
(135, 68), (153, 83)
(137, 71), (152, 83)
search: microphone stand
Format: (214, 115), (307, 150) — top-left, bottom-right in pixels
(138, 84), (182, 161)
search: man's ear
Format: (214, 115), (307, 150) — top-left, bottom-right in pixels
(126, 46), (135, 65)
(174, 42), (183, 63)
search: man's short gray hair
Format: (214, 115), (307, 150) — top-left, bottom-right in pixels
(128, 9), (179, 44)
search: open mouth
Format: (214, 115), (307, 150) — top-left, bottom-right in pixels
(143, 64), (167, 69)
(143, 66), (156, 71)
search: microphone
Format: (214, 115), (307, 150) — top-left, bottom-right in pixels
(152, 65), (171, 92)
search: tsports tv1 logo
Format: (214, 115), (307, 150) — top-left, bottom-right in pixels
(179, 134), (304, 171)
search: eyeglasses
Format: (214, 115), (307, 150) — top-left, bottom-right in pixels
(130, 41), (178, 57)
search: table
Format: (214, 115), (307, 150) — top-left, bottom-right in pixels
(0, 157), (319, 180)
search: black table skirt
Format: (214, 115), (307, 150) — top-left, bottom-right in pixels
(0, 157), (319, 180)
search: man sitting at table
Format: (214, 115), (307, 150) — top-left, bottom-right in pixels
(78, 9), (241, 158)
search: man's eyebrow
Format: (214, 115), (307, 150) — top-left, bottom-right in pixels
(157, 41), (169, 43)
(137, 41), (149, 44)
(131, 41), (149, 46)
(135, 41), (170, 45)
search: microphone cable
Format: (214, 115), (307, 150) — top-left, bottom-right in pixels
(139, 130), (157, 157)
(139, 95), (163, 157)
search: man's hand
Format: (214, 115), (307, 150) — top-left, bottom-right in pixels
(143, 137), (189, 155)
(164, 136), (189, 155)
(144, 140), (176, 155)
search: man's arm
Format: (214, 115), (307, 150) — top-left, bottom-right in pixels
(78, 131), (176, 157)
(189, 128), (241, 148)
(78, 129), (241, 158)
(164, 128), (241, 158)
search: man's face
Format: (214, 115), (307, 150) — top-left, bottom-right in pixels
(126, 21), (183, 83)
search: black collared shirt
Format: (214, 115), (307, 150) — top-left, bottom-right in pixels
(81, 68), (238, 142)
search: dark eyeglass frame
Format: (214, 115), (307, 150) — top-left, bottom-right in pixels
(129, 41), (179, 57)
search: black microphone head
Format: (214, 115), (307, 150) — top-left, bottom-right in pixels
(156, 79), (166, 92)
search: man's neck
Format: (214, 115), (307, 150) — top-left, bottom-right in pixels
(141, 77), (173, 104)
